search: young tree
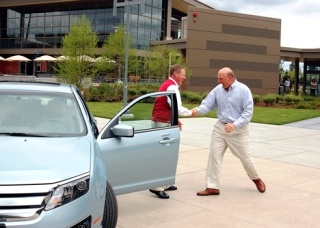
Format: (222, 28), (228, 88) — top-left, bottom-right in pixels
(54, 15), (98, 89)
(100, 25), (140, 81)
(144, 44), (188, 82)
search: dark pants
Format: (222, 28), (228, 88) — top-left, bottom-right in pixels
(310, 89), (316, 96)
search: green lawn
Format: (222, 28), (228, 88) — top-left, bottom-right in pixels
(87, 102), (320, 125)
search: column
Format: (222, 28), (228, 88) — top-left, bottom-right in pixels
(165, 0), (172, 40)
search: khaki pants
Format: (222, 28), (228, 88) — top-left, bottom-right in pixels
(285, 86), (291, 94)
(151, 121), (172, 191)
(205, 121), (259, 189)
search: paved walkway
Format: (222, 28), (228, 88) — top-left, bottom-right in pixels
(96, 117), (320, 228)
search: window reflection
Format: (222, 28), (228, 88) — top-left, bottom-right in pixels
(2, 1), (164, 49)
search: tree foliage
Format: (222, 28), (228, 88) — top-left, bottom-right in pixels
(100, 25), (140, 80)
(144, 44), (189, 82)
(54, 15), (98, 89)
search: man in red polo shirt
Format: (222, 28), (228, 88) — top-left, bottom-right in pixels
(149, 64), (195, 199)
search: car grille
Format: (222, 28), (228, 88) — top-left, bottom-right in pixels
(0, 184), (53, 222)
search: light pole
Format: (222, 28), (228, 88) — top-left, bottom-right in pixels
(113, 0), (145, 108)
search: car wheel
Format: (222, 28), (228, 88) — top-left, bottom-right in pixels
(101, 181), (118, 228)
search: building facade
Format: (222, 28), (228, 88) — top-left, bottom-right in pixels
(186, 7), (281, 95)
(0, 0), (319, 95)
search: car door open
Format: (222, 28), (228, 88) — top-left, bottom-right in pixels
(97, 91), (180, 195)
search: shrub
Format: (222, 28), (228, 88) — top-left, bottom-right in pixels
(303, 96), (314, 102)
(181, 91), (203, 104)
(284, 94), (302, 105)
(275, 95), (285, 104)
(97, 83), (110, 94)
(294, 102), (317, 109)
(252, 94), (261, 104)
(262, 94), (276, 106)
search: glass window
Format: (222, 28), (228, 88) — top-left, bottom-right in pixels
(131, 5), (139, 14)
(37, 27), (45, 35)
(144, 17), (151, 29)
(6, 29), (14, 37)
(7, 18), (17, 29)
(8, 9), (17, 18)
(52, 26), (61, 36)
(61, 26), (69, 35)
(96, 9), (106, 14)
(45, 16), (53, 27)
(38, 17), (45, 27)
(153, 8), (162, 20)
(96, 13), (105, 25)
(52, 12), (61, 16)
(151, 30), (159, 40)
(130, 25), (138, 38)
(0, 93), (86, 137)
(137, 27), (144, 39)
(138, 15), (145, 27)
(151, 18), (159, 30)
(61, 15), (69, 27)
(96, 24), (105, 34)
(87, 13), (96, 25)
(145, 6), (152, 18)
(118, 96), (155, 132)
(13, 29), (20, 38)
(145, 0), (152, 6)
(155, 0), (162, 8)
(2, 0), (164, 50)
(144, 30), (151, 40)
(29, 27), (37, 37)
(52, 16), (61, 27)
(137, 38), (148, 50)
(130, 14), (138, 27)
(45, 27), (53, 36)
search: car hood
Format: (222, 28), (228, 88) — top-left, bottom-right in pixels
(0, 137), (91, 185)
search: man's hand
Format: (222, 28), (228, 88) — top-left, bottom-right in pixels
(191, 108), (198, 117)
(224, 123), (235, 133)
(178, 120), (183, 131)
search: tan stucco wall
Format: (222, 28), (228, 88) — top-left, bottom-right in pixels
(186, 7), (281, 95)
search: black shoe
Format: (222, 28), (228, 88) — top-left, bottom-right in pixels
(149, 189), (169, 199)
(165, 185), (177, 191)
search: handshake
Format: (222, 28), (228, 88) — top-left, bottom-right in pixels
(191, 108), (198, 117)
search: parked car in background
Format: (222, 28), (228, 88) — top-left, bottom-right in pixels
(0, 81), (180, 228)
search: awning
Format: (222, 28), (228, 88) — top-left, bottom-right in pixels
(6, 55), (31, 62)
(34, 55), (57, 62)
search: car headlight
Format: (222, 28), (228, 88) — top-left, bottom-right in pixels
(45, 176), (90, 211)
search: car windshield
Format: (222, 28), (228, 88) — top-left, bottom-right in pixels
(0, 92), (86, 137)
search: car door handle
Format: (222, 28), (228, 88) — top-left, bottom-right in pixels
(159, 138), (176, 144)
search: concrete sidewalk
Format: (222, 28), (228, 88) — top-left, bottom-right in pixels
(96, 117), (320, 228)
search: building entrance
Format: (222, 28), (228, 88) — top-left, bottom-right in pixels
(304, 60), (320, 96)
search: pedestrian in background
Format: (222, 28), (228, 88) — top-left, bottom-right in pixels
(310, 78), (318, 96)
(284, 76), (291, 94)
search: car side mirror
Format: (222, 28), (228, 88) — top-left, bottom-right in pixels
(111, 124), (134, 137)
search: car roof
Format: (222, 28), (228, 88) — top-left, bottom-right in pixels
(0, 81), (74, 94)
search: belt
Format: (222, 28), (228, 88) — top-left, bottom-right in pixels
(220, 121), (229, 124)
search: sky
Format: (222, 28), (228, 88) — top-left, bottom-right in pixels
(198, 0), (320, 49)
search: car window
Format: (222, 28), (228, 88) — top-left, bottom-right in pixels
(0, 92), (86, 137)
(119, 95), (173, 132)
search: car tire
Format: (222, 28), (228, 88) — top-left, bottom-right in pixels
(101, 181), (118, 228)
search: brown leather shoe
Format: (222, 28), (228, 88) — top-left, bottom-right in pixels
(197, 188), (220, 196)
(252, 178), (266, 193)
